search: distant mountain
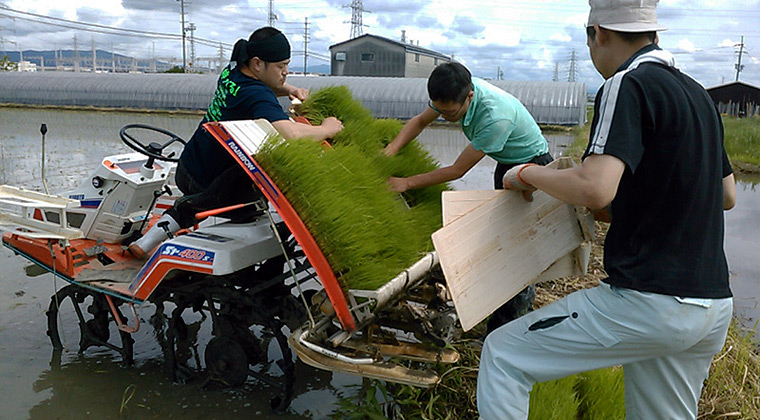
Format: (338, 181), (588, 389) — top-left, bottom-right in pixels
(1, 50), (330, 74)
(1, 50), (176, 72)
(288, 63), (331, 75)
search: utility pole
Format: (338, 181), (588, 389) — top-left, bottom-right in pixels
(218, 43), (225, 73)
(73, 34), (80, 72)
(152, 41), (156, 73)
(497, 66), (503, 80)
(268, 0), (277, 27)
(177, 0), (187, 71)
(111, 43), (115, 73)
(344, 0), (369, 39)
(567, 49), (577, 82)
(91, 37), (96, 72)
(187, 22), (196, 72)
(303, 17), (309, 75)
(734, 35), (745, 82)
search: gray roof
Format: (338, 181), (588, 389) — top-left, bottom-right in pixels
(0, 72), (586, 125)
(329, 34), (451, 61)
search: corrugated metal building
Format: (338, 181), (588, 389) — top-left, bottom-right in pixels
(286, 76), (587, 125)
(707, 81), (760, 118)
(329, 34), (451, 78)
(0, 72), (587, 125)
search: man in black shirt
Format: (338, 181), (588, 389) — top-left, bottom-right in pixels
(477, 0), (736, 418)
(129, 27), (343, 258)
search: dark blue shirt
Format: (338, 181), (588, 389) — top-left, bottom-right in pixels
(180, 64), (289, 186)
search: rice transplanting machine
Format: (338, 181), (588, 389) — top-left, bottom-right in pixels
(0, 120), (461, 411)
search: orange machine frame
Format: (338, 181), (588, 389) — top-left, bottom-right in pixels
(203, 122), (357, 332)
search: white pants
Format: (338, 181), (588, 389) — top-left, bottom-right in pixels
(477, 282), (733, 420)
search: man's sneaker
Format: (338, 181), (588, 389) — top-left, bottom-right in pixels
(128, 213), (180, 260)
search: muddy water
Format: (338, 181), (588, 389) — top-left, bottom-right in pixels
(0, 108), (355, 420)
(0, 108), (758, 420)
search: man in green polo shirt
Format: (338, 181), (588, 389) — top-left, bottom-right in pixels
(385, 61), (552, 335)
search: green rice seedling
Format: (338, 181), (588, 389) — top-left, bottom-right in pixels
(331, 379), (398, 420)
(576, 367), (625, 420)
(256, 86), (448, 291)
(527, 376), (580, 420)
(298, 85), (373, 127)
(388, 340), (482, 419)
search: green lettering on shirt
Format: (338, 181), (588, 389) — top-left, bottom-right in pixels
(205, 66), (241, 121)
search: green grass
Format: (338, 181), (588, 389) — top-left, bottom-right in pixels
(255, 86), (446, 291)
(569, 107), (760, 173)
(722, 116), (760, 169)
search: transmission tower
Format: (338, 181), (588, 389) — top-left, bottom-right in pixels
(553, 61), (559, 82)
(268, 0), (277, 27)
(735, 35), (745, 82)
(344, 0), (369, 39)
(567, 50), (577, 82)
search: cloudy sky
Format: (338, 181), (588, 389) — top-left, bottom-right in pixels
(1, 0), (759, 91)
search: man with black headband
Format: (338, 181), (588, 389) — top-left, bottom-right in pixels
(384, 62), (552, 335)
(129, 26), (343, 259)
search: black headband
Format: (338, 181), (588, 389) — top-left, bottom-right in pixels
(246, 32), (290, 63)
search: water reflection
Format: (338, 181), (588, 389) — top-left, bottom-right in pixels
(725, 174), (760, 330)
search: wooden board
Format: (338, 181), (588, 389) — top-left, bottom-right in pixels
(432, 188), (588, 331)
(442, 190), (502, 226)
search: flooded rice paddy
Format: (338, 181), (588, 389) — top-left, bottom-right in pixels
(0, 107), (758, 419)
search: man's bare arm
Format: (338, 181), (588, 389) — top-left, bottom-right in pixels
(272, 117), (343, 141)
(388, 145), (485, 192)
(384, 107), (439, 156)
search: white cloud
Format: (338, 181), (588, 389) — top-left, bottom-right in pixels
(1, 0), (758, 87)
(677, 39), (697, 52)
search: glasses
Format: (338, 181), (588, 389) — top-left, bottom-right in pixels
(428, 99), (466, 118)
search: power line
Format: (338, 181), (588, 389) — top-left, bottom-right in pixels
(0, 5), (231, 48)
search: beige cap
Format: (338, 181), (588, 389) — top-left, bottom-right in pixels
(587, 0), (667, 32)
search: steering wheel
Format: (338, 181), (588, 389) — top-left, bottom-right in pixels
(119, 124), (187, 163)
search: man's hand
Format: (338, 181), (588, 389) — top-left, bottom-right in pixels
(320, 117), (344, 138)
(383, 144), (397, 157)
(289, 86), (309, 102)
(503, 163), (537, 201)
(387, 177), (408, 193)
